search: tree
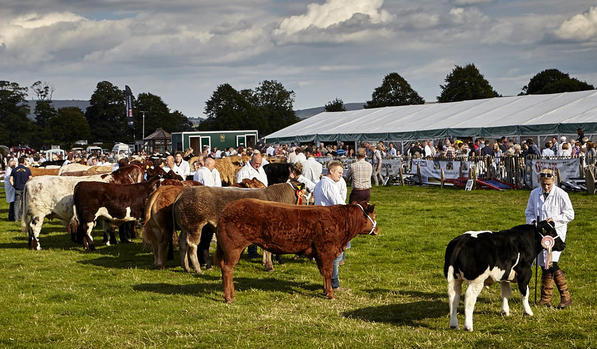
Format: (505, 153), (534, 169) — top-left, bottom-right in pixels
(134, 93), (193, 139)
(0, 81), (35, 146)
(522, 69), (594, 95)
(365, 73), (425, 108)
(30, 81), (55, 101)
(85, 81), (128, 143)
(253, 80), (298, 135)
(438, 64), (499, 103)
(325, 98), (346, 112)
(49, 107), (91, 148)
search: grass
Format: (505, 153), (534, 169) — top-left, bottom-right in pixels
(0, 185), (595, 348)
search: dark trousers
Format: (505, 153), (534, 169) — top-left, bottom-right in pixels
(8, 201), (15, 221)
(198, 225), (215, 267)
(348, 189), (370, 204)
(14, 190), (24, 221)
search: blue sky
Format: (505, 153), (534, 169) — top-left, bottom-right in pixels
(1, 0), (596, 118)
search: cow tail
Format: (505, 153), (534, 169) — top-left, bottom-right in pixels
(68, 204), (80, 238)
(20, 184), (28, 234)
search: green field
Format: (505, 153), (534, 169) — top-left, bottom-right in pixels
(0, 186), (595, 348)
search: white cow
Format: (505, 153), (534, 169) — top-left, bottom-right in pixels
(21, 174), (109, 250)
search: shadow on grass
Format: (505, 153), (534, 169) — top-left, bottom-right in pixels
(343, 299), (445, 327)
(134, 276), (321, 299)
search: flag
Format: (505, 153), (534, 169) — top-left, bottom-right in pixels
(125, 85), (134, 129)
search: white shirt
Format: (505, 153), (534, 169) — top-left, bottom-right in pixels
(313, 176), (344, 206)
(266, 146), (275, 157)
(295, 153), (306, 164)
(236, 162), (268, 186)
(287, 151), (297, 164)
(525, 185), (574, 265)
(424, 145), (433, 157)
(388, 148), (397, 157)
(194, 166), (222, 187)
(173, 160), (190, 178)
(301, 157), (322, 184)
(542, 148), (555, 157)
(337, 177), (347, 202)
(295, 175), (316, 193)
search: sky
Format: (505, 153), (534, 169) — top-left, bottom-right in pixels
(2, 0), (597, 119)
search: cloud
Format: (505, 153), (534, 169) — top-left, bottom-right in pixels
(451, 0), (494, 5)
(273, 0), (394, 43)
(555, 6), (597, 41)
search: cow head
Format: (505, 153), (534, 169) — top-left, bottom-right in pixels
(536, 220), (565, 251)
(287, 180), (307, 205)
(354, 201), (378, 236)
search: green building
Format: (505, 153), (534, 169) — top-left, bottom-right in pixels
(171, 130), (258, 154)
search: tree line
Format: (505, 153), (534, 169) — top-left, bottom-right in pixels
(325, 66), (595, 111)
(0, 66), (594, 148)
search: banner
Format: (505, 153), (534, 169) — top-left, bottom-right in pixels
(125, 85), (134, 129)
(410, 159), (471, 181)
(525, 158), (581, 188)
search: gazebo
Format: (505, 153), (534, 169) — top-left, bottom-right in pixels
(144, 128), (171, 154)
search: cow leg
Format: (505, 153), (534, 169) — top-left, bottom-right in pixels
(262, 251), (274, 272)
(447, 267), (462, 329)
(186, 234), (203, 274)
(179, 230), (191, 272)
(500, 281), (512, 316)
(28, 216), (44, 251)
(463, 280), (484, 332)
(221, 247), (242, 303)
(516, 270), (534, 316)
(81, 221), (96, 251)
(315, 256), (335, 299)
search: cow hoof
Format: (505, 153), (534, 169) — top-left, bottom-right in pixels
(501, 310), (509, 316)
(450, 325), (459, 330)
(464, 327), (473, 332)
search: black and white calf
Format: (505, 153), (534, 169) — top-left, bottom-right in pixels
(443, 221), (564, 331)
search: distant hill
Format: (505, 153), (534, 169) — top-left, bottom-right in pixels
(294, 102), (365, 119)
(25, 100), (90, 120)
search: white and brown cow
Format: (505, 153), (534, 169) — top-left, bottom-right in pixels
(444, 220), (565, 332)
(70, 178), (161, 250)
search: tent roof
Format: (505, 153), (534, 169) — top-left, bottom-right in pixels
(144, 128), (171, 140)
(266, 90), (597, 143)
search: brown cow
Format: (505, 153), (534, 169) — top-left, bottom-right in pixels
(215, 199), (378, 302)
(29, 167), (60, 176)
(142, 178), (266, 269)
(173, 181), (305, 273)
(215, 155), (250, 185)
(70, 178), (161, 250)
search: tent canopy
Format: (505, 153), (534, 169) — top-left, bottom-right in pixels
(266, 90), (597, 143)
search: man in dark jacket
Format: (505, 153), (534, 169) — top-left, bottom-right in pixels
(9, 156), (32, 221)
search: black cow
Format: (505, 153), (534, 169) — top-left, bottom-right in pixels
(70, 178), (161, 250)
(263, 163), (299, 185)
(444, 220), (564, 331)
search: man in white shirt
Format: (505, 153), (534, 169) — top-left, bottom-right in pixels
(194, 157), (221, 269)
(173, 151), (190, 179)
(301, 147), (322, 185)
(236, 153), (268, 187)
(542, 141), (555, 157)
(294, 147), (306, 164)
(287, 146), (297, 164)
(236, 153), (268, 258)
(266, 144), (276, 157)
(194, 157), (222, 187)
(313, 161), (348, 292)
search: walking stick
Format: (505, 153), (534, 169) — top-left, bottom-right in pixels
(534, 257), (538, 304)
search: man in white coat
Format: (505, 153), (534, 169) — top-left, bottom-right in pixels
(194, 157), (222, 187)
(173, 152), (190, 179)
(4, 158), (16, 221)
(301, 147), (322, 185)
(194, 156), (221, 269)
(236, 152), (268, 258)
(525, 168), (574, 308)
(313, 160), (349, 292)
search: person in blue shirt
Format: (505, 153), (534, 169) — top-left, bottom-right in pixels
(9, 157), (32, 221)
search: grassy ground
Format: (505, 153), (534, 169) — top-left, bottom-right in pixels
(0, 185), (595, 348)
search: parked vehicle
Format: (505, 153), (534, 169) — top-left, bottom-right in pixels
(112, 143), (131, 155)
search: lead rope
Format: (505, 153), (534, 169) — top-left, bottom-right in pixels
(355, 203), (377, 235)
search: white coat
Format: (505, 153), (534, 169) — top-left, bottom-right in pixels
(4, 167), (15, 203)
(525, 185), (574, 265)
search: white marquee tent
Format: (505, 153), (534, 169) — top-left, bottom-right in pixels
(266, 90), (597, 144)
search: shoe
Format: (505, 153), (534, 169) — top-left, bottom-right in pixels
(332, 287), (351, 292)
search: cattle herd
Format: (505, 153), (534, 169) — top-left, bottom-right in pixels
(14, 155), (564, 331)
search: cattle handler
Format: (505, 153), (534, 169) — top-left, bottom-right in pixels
(525, 168), (574, 308)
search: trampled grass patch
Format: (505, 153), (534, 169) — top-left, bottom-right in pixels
(0, 186), (595, 348)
